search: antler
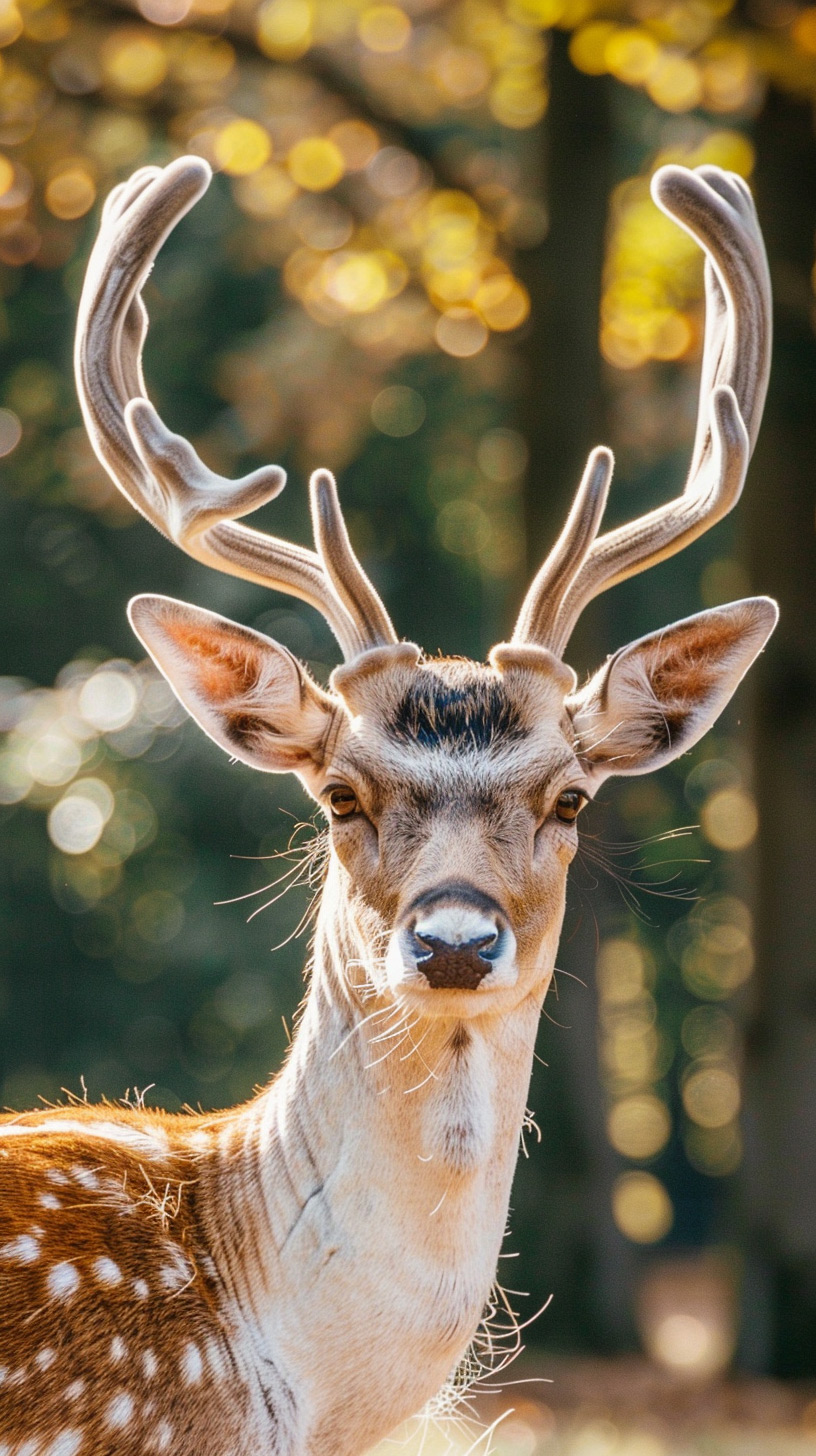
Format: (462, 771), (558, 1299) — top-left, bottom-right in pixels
(513, 165), (772, 658)
(75, 156), (397, 662)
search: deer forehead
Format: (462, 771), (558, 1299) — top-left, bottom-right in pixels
(327, 656), (580, 805)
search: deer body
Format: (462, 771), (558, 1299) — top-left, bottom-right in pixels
(1, 156), (778, 1453)
(1, 842), (545, 1455)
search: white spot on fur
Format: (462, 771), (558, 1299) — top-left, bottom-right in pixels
(65, 1379), (85, 1401)
(180, 1341), (203, 1385)
(45, 1432), (83, 1456)
(154, 1422), (173, 1452)
(158, 1245), (193, 1292)
(8, 1367), (26, 1387)
(105, 1391), (134, 1429)
(38, 1192), (61, 1211)
(17, 1440), (40, 1456)
(93, 1256), (122, 1287)
(133, 1277), (149, 1300)
(110, 1336), (126, 1363)
(0, 1233), (40, 1264)
(71, 1166), (100, 1190)
(47, 1261), (81, 1300)
(35, 1347), (56, 1370)
(142, 1349), (158, 1380)
(47, 1169), (70, 1186)
(0, 1365), (6, 1384)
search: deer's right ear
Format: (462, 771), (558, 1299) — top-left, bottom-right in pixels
(129, 595), (337, 773)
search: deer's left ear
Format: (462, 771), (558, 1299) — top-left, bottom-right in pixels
(569, 598), (777, 783)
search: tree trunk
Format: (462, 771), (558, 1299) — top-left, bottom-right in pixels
(742, 84), (816, 1377)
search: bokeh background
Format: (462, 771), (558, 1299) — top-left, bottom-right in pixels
(0, 0), (815, 1448)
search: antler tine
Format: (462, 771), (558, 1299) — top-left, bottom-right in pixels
(310, 470), (398, 648)
(76, 157), (369, 661)
(512, 446), (613, 647)
(514, 164), (771, 659)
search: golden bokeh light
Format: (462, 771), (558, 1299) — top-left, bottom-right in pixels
(0, 1), (22, 47)
(651, 1310), (733, 1375)
(138, 0), (192, 25)
(287, 136), (344, 192)
(44, 164), (96, 220)
(489, 72), (548, 129)
(234, 163), (297, 219)
(793, 6), (816, 53)
(0, 152), (13, 196)
(101, 30), (168, 94)
(320, 249), (406, 313)
(358, 4), (411, 54)
(682, 1064), (741, 1129)
(256, 0), (312, 59)
(608, 1093), (672, 1161)
(597, 938), (652, 1004)
(475, 274), (530, 331)
(569, 21), (618, 74)
(676, 895), (754, 1000)
(328, 120), (379, 171)
(612, 1171), (673, 1244)
(646, 55), (703, 111)
(435, 307), (489, 358)
(701, 787), (758, 851)
(605, 28), (660, 85)
(214, 120), (271, 177)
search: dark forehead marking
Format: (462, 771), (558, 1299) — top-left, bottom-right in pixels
(387, 669), (526, 753)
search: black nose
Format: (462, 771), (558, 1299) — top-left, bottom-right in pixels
(412, 932), (497, 991)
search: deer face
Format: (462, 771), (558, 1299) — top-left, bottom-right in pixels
(316, 648), (584, 1018)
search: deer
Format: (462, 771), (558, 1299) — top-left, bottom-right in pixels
(0, 155), (774, 1456)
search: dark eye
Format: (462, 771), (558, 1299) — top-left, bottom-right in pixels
(555, 788), (587, 824)
(328, 786), (359, 819)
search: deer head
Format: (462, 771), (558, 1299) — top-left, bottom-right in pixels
(76, 158), (776, 1027)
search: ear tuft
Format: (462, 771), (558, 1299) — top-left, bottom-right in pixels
(128, 594), (337, 775)
(570, 598), (777, 781)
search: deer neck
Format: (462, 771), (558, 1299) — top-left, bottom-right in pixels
(195, 863), (549, 1454)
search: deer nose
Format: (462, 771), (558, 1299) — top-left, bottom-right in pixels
(406, 893), (510, 991)
(410, 930), (498, 990)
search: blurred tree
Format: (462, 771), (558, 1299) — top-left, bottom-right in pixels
(0, 0), (814, 1374)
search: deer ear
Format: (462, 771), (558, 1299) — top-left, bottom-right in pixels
(569, 598), (777, 783)
(128, 595), (336, 774)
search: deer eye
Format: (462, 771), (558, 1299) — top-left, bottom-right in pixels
(554, 788), (587, 824)
(327, 786), (359, 819)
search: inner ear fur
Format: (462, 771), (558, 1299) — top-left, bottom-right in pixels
(569, 597), (778, 780)
(129, 595), (337, 773)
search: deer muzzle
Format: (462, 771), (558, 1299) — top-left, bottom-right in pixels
(386, 884), (518, 994)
